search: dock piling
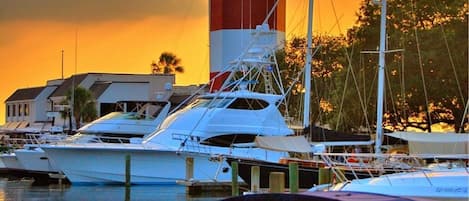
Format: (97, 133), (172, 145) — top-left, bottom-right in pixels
(231, 161), (239, 196)
(125, 154), (131, 187)
(318, 167), (331, 185)
(250, 166), (260, 192)
(289, 162), (298, 193)
(269, 172), (285, 193)
(186, 157), (194, 180)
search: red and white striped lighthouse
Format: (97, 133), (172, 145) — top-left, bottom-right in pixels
(209, 0), (286, 92)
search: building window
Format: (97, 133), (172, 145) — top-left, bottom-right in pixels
(24, 104), (29, 116)
(18, 104), (23, 117)
(12, 105), (16, 117)
(7, 105), (10, 117)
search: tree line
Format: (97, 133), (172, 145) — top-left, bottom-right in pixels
(279, 0), (468, 133)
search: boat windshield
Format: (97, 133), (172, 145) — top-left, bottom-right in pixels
(185, 97), (234, 109)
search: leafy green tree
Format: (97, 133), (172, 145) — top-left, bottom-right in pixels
(277, 36), (349, 132)
(344, 0), (468, 132)
(151, 52), (184, 74)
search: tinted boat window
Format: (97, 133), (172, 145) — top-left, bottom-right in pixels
(201, 134), (256, 147)
(227, 98), (268, 110)
(185, 97), (233, 109)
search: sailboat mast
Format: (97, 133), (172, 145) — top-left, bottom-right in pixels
(375, 0), (387, 154)
(303, 0), (314, 128)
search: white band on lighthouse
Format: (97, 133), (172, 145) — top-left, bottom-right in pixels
(209, 0), (285, 92)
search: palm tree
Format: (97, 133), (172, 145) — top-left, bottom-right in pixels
(64, 87), (97, 130)
(151, 52), (184, 74)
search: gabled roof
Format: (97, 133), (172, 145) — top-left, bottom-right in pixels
(5, 86), (46, 102)
(49, 74), (88, 98)
(89, 81), (112, 99)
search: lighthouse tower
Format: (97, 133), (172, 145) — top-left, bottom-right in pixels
(209, 0), (286, 91)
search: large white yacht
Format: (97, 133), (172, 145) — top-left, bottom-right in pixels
(13, 101), (170, 182)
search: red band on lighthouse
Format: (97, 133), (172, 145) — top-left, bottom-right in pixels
(209, 0), (285, 92)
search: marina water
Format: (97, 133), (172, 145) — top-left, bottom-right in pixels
(0, 178), (227, 201)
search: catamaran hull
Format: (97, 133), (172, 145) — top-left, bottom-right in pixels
(42, 145), (237, 185)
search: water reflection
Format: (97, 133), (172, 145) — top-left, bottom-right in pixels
(0, 179), (226, 201)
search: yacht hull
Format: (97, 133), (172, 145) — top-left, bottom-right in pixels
(42, 144), (240, 185)
(15, 147), (60, 173)
(1, 153), (23, 171)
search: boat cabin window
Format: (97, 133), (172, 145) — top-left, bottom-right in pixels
(201, 134), (256, 147)
(227, 98), (268, 110)
(186, 97), (233, 109)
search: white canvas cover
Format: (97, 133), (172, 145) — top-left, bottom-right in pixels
(386, 132), (469, 154)
(255, 136), (312, 153)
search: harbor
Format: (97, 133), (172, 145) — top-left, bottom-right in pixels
(0, 0), (468, 200)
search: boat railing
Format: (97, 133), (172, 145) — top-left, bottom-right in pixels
(52, 134), (138, 145)
(172, 133), (210, 153)
(317, 152), (469, 184)
(317, 153), (424, 181)
(2, 132), (68, 149)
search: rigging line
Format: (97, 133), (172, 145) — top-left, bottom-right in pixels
(250, 0), (252, 30)
(241, 0), (244, 46)
(341, 46), (373, 133)
(461, 99), (469, 132)
(400, 51), (407, 128)
(311, 47), (324, 128)
(359, 52), (380, 134)
(385, 58), (399, 129)
(316, 0), (322, 34)
(411, 0), (433, 131)
(432, 0), (465, 113)
(261, 0), (280, 26)
(463, 2), (469, 133)
(330, 0), (371, 132)
(286, 0), (306, 39)
(173, 1), (194, 53)
(329, 0), (343, 35)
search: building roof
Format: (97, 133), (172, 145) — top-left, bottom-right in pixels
(5, 86), (46, 102)
(89, 81), (112, 99)
(49, 74), (88, 98)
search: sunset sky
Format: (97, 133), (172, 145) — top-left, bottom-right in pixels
(0, 0), (362, 124)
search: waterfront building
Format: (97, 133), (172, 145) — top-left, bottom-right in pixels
(2, 73), (199, 134)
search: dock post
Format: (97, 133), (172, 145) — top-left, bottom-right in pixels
(186, 157), (194, 180)
(251, 166), (260, 192)
(269, 172), (285, 193)
(289, 162), (298, 193)
(125, 154), (131, 187)
(318, 167), (331, 185)
(231, 161), (239, 196)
